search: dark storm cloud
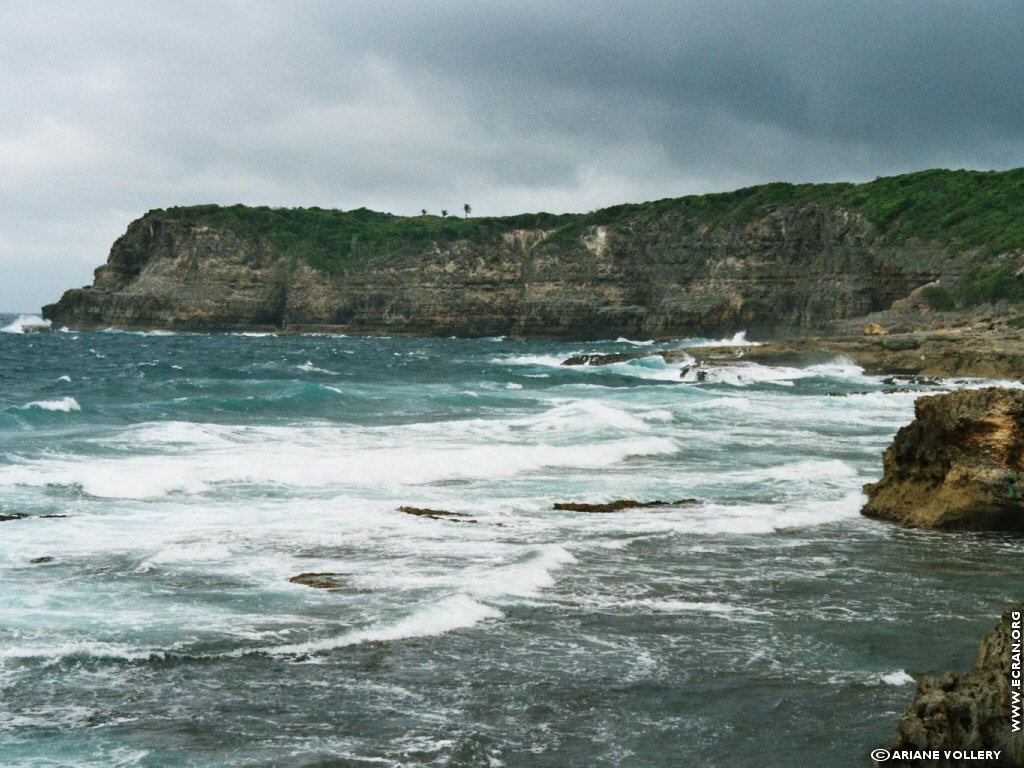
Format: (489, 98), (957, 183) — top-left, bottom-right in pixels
(2, 0), (1022, 310)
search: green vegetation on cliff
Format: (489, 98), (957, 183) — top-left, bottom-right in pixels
(154, 204), (574, 273)
(153, 167), (1024, 276)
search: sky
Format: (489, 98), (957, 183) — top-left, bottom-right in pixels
(2, 1), (1023, 312)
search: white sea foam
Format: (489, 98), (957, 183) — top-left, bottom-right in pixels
(623, 599), (761, 616)
(683, 358), (865, 386)
(146, 541), (232, 565)
(0, 639), (158, 661)
(231, 332), (277, 337)
(881, 669), (916, 686)
(261, 595), (502, 656)
(20, 397), (80, 412)
(1, 313), (51, 333)
(57, 374), (72, 382)
(494, 353), (569, 368)
(469, 545), (577, 599)
(615, 337), (656, 346)
(0, 429), (676, 498)
(687, 331), (761, 347)
(297, 361), (338, 375)
(100, 328), (177, 336)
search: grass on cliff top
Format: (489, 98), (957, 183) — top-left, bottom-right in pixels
(152, 167), (1024, 273)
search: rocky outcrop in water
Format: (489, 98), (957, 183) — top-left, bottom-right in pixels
(288, 572), (348, 589)
(879, 606), (1024, 767)
(552, 499), (699, 512)
(861, 388), (1024, 531)
(42, 198), (958, 337)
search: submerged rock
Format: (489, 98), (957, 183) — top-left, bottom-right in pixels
(879, 605), (1024, 766)
(29, 556), (54, 564)
(288, 572), (348, 589)
(553, 498), (698, 513)
(862, 388), (1024, 531)
(0, 513), (29, 522)
(398, 506), (477, 523)
(562, 352), (648, 366)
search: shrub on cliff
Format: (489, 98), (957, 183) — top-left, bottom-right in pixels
(958, 265), (1024, 306)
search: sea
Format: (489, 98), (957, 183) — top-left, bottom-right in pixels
(1, 311), (1020, 768)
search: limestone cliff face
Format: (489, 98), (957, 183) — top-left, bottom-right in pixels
(862, 388), (1024, 531)
(43, 203), (948, 336)
(880, 606), (1024, 766)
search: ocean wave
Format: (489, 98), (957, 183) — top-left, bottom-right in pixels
(0, 639), (160, 662)
(259, 594), (502, 656)
(100, 328), (178, 336)
(683, 358), (865, 386)
(20, 397), (80, 412)
(615, 337), (656, 346)
(880, 669), (916, 686)
(0, 432), (677, 499)
(1, 314), (51, 334)
(621, 599), (766, 616)
(468, 545), (577, 600)
(297, 361), (339, 375)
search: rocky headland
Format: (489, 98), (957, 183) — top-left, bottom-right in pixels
(42, 169), (1024, 354)
(861, 388), (1024, 531)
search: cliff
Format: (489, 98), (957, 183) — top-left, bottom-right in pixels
(879, 606), (1024, 766)
(861, 388), (1024, 531)
(42, 168), (1024, 336)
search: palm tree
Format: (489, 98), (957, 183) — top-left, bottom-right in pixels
(463, 203), (472, 218)
(441, 209), (449, 218)
(420, 209), (427, 216)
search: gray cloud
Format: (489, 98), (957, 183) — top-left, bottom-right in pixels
(1, 0), (1022, 311)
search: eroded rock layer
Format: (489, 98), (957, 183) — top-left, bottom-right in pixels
(43, 202), (955, 337)
(862, 388), (1024, 531)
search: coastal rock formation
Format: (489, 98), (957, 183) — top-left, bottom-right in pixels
(288, 572), (348, 589)
(880, 605), (1024, 766)
(398, 506), (477, 522)
(45, 172), (997, 337)
(861, 388), (1024, 530)
(42, 168), (1024, 339)
(552, 499), (699, 512)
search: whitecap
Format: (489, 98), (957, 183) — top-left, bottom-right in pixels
(145, 542), (232, 565)
(881, 669), (916, 686)
(297, 361), (338, 375)
(687, 330), (761, 347)
(260, 595), (501, 656)
(624, 599), (762, 616)
(21, 397), (80, 412)
(615, 337), (656, 346)
(469, 545), (577, 600)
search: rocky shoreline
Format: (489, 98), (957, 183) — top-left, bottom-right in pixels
(556, 305), (1024, 380)
(878, 606), (1024, 767)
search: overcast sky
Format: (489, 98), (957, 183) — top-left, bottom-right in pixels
(2, 1), (1023, 311)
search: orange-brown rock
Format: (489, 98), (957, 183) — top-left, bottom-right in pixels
(862, 388), (1024, 530)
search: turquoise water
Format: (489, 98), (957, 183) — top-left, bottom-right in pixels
(0, 313), (1020, 767)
